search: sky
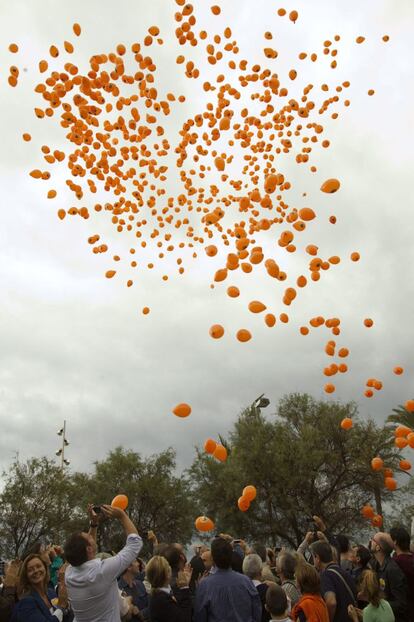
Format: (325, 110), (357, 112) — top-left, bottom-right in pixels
(0, 0), (413, 481)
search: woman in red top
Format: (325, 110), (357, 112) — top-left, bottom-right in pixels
(291, 561), (329, 622)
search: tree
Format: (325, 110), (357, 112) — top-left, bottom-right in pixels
(67, 447), (194, 552)
(0, 457), (72, 558)
(386, 405), (414, 430)
(188, 393), (401, 547)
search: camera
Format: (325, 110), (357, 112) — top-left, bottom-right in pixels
(309, 520), (319, 539)
(92, 505), (102, 514)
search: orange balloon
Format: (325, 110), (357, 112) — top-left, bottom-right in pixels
(405, 400), (414, 413)
(371, 514), (383, 527)
(195, 515), (215, 532)
(227, 286), (240, 298)
(395, 437), (408, 449)
(394, 425), (412, 438)
(213, 444), (227, 462)
(204, 438), (217, 454)
(361, 505), (374, 519)
(340, 418), (353, 430)
(299, 208), (315, 222)
(384, 477), (397, 491)
(172, 403), (192, 418)
(238, 496), (250, 512)
(205, 245), (218, 257)
(371, 457), (383, 471)
(265, 313), (276, 327)
(320, 178), (340, 193)
(243, 485), (257, 501)
(209, 324), (224, 339)
(399, 459), (411, 471)
(324, 383), (335, 394)
(248, 300), (266, 313)
(364, 318), (374, 328)
(111, 494), (128, 510)
(236, 329), (252, 343)
(350, 252), (360, 262)
(393, 366), (404, 375)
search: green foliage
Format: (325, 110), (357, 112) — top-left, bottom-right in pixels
(188, 393), (401, 546)
(0, 448), (193, 557)
(0, 457), (72, 557)
(386, 405), (414, 430)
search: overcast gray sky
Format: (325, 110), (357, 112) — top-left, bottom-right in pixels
(0, 0), (413, 480)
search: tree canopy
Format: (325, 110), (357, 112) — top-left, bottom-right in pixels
(0, 393), (407, 557)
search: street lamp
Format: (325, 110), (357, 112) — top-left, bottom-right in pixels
(56, 420), (69, 471)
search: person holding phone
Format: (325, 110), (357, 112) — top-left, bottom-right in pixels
(64, 504), (142, 622)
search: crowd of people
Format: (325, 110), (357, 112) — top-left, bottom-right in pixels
(0, 506), (413, 622)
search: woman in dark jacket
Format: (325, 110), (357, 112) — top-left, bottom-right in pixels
(146, 555), (191, 622)
(11, 554), (68, 622)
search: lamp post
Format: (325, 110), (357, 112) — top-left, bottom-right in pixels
(56, 420), (70, 470)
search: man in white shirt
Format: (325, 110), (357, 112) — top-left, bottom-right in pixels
(64, 504), (142, 622)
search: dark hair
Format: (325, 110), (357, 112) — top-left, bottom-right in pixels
(355, 545), (371, 568)
(231, 550), (243, 573)
(295, 561), (321, 595)
(336, 534), (350, 554)
(266, 583), (288, 616)
(211, 537), (233, 569)
(64, 532), (88, 567)
(389, 526), (411, 552)
(163, 545), (181, 571)
(278, 551), (297, 580)
(311, 541), (333, 564)
(18, 555), (49, 597)
(252, 543), (267, 563)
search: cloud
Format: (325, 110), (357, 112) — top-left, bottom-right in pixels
(0, 0), (413, 480)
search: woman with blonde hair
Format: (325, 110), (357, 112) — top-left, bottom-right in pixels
(291, 560), (329, 622)
(11, 554), (68, 621)
(146, 555), (192, 622)
(348, 570), (394, 622)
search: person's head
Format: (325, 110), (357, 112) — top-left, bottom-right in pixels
(18, 555), (49, 596)
(211, 537), (233, 569)
(201, 549), (213, 571)
(336, 534), (350, 555)
(359, 570), (381, 607)
(310, 541), (333, 570)
(64, 532), (96, 567)
(123, 558), (140, 577)
(265, 583), (288, 618)
(163, 545), (182, 572)
(370, 533), (393, 562)
(389, 526), (411, 552)
(353, 545), (371, 569)
(251, 543), (267, 563)
(276, 551), (297, 580)
(295, 560), (321, 595)
(242, 554), (263, 580)
(146, 555), (172, 590)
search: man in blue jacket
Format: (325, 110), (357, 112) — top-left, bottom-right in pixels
(194, 537), (262, 622)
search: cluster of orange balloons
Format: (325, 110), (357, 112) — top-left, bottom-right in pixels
(204, 437), (228, 462)
(361, 504), (382, 528)
(5, 1), (398, 531)
(237, 485), (257, 512)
